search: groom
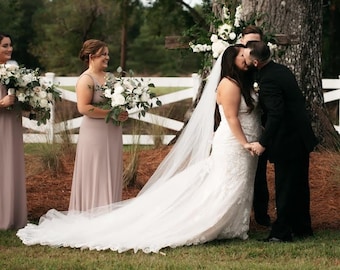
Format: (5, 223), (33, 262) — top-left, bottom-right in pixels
(244, 41), (318, 242)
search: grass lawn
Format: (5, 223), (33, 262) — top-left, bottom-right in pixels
(0, 229), (339, 269)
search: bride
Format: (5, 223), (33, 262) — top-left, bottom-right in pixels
(17, 45), (261, 253)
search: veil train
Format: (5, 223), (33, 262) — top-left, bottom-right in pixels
(138, 53), (223, 194)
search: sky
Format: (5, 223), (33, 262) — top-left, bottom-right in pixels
(183, 0), (202, 6)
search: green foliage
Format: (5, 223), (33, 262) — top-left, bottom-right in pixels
(35, 142), (63, 176)
(29, 0), (122, 74)
(0, 0), (42, 68)
(2, 0), (338, 77)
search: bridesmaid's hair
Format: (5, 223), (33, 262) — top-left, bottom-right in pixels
(220, 44), (254, 112)
(0, 33), (11, 43)
(79, 39), (107, 65)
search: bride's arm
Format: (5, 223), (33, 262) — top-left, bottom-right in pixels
(216, 78), (252, 150)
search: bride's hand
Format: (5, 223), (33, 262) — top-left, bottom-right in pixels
(243, 143), (255, 156)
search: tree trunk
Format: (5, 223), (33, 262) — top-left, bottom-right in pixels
(241, 0), (339, 150)
(120, 0), (128, 73)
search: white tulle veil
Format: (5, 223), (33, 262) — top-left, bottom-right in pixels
(137, 52), (223, 195)
(69, 52), (223, 214)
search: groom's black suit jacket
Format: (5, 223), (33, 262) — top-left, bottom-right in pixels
(257, 61), (318, 162)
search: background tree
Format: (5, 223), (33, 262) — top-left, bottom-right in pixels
(128, 0), (201, 75)
(0, 0), (41, 68)
(29, 0), (123, 75)
(241, 0), (339, 149)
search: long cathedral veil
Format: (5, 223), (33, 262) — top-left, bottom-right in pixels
(137, 53), (223, 195)
(66, 53), (222, 214)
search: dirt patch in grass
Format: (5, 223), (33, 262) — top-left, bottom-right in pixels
(25, 148), (340, 231)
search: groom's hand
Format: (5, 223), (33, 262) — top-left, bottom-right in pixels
(250, 142), (265, 156)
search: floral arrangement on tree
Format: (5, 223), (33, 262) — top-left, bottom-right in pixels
(0, 64), (61, 125)
(96, 67), (162, 126)
(189, 4), (277, 60)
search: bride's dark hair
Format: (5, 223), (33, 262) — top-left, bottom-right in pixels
(220, 45), (254, 112)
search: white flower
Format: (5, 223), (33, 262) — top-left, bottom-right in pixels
(229, 32), (237, 40)
(104, 88), (112, 98)
(116, 66), (123, 73)
(222, 6), (230, 20)
(38, 90), (48, 99)
(211, 39), (229, 58)
(210, 34), (218, 43)
(190, 43), (211, 53)
(267, 42), (278, 53)
(218, 24), (232, 40)
(39, 98), (49, 108)
(141, 92), (150, 102)
(17, 92), (26, 102)
(134, 87), (143, 95)
(113, 83), (125, 94)
(111, 93), (126, 107)
(21, 73), (35, 86)
(234, 5), (243, 27)
(253, 82), (260, 93)
(123, 80), (135, 92)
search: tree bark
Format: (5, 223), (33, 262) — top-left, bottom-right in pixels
(241, 0), (339, 150)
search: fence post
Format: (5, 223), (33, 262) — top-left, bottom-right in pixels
(192, 73), (201, 101)
(44, 72), (56, 143)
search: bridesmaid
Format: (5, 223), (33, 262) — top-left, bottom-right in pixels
(0, 33), (27, 230)
(68, 39), (128, 211)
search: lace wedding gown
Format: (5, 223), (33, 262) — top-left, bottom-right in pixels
(17, 94), (261, 253)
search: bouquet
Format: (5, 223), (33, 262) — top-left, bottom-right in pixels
(0, 64), (61, 125)
(96, 67), (162, 126)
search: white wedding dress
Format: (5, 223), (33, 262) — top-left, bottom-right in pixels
(17, 51), (261, 253)
(17, 97), (261, 254)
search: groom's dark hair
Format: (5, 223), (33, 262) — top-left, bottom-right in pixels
(242, 25), (263, 39)
(246, 41), (271, 63)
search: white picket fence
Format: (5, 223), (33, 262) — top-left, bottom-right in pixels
(23, 74), (340, 145)
(23, 73), (202, 145)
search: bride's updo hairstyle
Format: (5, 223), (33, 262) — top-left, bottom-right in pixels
(79, 39), (107, 65)
(220, 45), (254, 112)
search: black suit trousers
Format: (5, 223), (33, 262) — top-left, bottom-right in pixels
(253, 151), (269, 220)
(270, 145), (313, 240)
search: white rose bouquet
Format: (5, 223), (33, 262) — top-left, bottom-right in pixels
(0, 64), (61, 125)
(96, 67), (161, 126)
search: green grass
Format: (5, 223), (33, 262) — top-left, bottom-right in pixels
(0, 230), (339, 269)
(59, 86), (75, 92)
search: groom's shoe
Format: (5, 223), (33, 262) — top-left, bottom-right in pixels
(260, 236), (293, 243)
